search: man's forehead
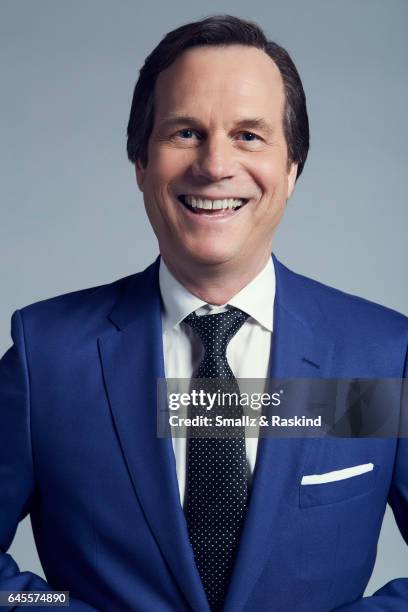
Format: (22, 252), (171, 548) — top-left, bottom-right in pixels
(155, 44), (283, 93)
(153, 45), (284, 124)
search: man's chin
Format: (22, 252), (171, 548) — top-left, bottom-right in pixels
(161, 239), (244, 272)
(182, 247), (240, 268)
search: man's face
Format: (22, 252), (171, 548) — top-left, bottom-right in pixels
(136, 44), (297, 273)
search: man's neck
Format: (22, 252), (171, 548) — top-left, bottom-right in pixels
(161, 252), (271, 305)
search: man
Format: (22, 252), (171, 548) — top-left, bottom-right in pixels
(0, 14), (407, 612)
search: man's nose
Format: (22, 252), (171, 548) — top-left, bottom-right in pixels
(191, 134), (236, 182)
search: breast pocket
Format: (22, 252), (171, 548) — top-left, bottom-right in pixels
(299, 463), (378, 508)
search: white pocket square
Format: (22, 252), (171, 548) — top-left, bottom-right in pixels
(301, 462), (374, 485)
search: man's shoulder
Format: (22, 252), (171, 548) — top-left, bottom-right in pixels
(16, 266), (151, 336)
(277, 259), (408, 339)
(19, 273), (131, 314)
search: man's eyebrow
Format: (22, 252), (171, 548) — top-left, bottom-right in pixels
(232, 118), (274, 137)
(157, 115), (274, 136)
(157, 115), (204, 131)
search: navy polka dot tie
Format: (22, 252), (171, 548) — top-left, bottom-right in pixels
(183, 307), (249, 611)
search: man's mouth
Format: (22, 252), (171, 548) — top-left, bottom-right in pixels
(177, 195), (249, 215)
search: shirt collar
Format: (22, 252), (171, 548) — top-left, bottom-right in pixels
(159, 256), (275, 333)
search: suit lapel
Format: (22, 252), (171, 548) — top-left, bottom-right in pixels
(223, 255), (335, 612)
(98, 259), (209, 612)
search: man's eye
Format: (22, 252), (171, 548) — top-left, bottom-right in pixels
(175, 129), (197, 139)
(238, 132), (261, 142)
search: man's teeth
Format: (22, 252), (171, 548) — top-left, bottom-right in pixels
(183, 195), (245, 210)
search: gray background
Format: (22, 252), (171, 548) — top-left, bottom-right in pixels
(1, 0), (407, 598)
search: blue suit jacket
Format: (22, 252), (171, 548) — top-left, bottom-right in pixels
(1, 255), (407, 611)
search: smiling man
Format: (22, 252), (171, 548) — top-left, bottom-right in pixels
(0, 14), (407, 612)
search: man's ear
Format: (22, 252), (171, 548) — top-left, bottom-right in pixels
(287, 162), (298, 199)
(135, 159), (146, 192)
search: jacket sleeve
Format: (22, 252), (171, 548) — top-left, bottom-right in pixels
(0, 310), (97, 611)
(333, 354), (408, 611)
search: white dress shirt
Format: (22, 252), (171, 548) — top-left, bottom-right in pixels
(159, 257), (275, 505)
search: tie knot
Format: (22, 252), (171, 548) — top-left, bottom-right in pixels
(184, 307), (249, 355)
